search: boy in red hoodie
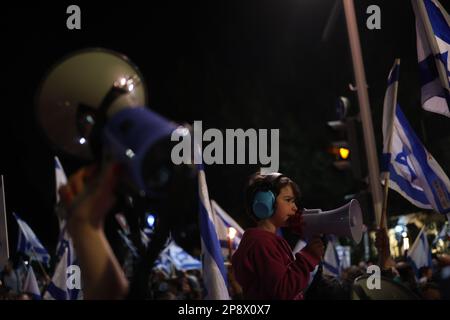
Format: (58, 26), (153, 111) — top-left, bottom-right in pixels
(232, 172), (324, 300)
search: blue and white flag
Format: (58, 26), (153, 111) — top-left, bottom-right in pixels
(433, 222), (449, 245)
(154, 248), (175, 277)
(46, 221), (82, 300)
(44, 244), (81, 300)
(14, 213), (50, 265)
(159, 241), (202, 272)
(382, 61), (450, 215)
(323, 241), (341, 277)
(198, 160), (230, 299)
(412, 0), (450, 118)
(22, 266), (41, 300)
(168, 242), (201, 271)
(210, 200), (244, 259)
(407, 227), (433, 276)
(336, 245), (351, 270)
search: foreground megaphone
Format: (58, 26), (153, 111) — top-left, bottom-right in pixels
(301, 199), (363, 244)
(36, 48), (148, 160)
(35, 48), (182, 197)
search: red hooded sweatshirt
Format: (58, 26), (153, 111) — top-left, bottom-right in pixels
(232, 228), (320, 300)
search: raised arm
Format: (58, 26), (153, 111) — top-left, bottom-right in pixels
(60, 163), (129, 299)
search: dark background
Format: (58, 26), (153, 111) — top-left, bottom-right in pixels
(1, 0), (449, 254)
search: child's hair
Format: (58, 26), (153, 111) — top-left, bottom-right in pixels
(244, 172), (301, 221)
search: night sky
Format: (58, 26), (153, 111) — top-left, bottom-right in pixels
(1, 0), (450, 254)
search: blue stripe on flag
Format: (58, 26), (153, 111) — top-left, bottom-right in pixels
(381, 153), (391, 172)
(46, 282), (68, 300)
(323, 261), (339, 276)
(424, 0), (450, 43)
(396, 106), (450, 213)
(31, 293), (42, 300)
(420, 233), (433, 268)
(418, 54), (440, 86)
(199, 202), (228, 282)
(18, 232), (27, 253)
(388, 162), (430, 205)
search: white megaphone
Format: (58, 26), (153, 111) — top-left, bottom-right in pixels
(301, 199), (363, 244)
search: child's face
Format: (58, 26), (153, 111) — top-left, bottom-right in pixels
(271, 185), (298, 228)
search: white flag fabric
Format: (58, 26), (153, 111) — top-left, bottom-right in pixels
(167, 241), (201, 271)
(412, 0), (450, 118)
(44, 244), (81, 300)
(433, 221), (449, 244)
(54, 156), (68, 204)
(50, 159), (83, 300)
(336, 245), (351, 270)
(407, 227), (433, 274)
(44, 247), (70, 300)
(382, 60), (450, 214)
(210, 200), (244, 259)
(155, 241), (201, 273)
(323, 241), (340, 277)
(198, 163), (230, 299)
(154, 248), (175, 277)
(22, 266), (42, 300)
(45, 222), (82, 300)
(14, 213), (50, 265)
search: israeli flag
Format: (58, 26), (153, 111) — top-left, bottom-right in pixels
(336, 245), (352, 270)
(44, 244), (81, 300)
(323, 241), (341, 277)
(163, 241), (202, 272)
(433, 222), (449, 245)
(407, 227), (433, 276)
(382, 60), (450, 215)
(46, 222), (82, 300)
(14, 213), (50, 265)
(412, 0), (450, 118)
(154, 248), (175, 277)
(210, 200), (244, 259)
(22, 266), (42, 300)
(197, 157), (230, 299)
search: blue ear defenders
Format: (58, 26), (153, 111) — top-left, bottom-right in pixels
(252, 173), (283, 220)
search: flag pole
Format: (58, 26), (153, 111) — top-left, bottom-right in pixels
(343, 0), (385, 227)
(412, 0), (450, 90)
(380, 59), (401, 229)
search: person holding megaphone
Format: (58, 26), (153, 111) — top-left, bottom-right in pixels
(232, 172), (325, 300)
(35, 48), (199, 299)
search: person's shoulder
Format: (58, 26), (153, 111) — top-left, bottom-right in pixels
(243, 228), (278, 243)
(240, 228), (285, 255)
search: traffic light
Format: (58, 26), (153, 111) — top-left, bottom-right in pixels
(327, 119), (352, 170)
(327, 98), (367, 180)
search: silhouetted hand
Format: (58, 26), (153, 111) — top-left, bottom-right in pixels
(59, 163), (121, 233)
(303, 236), (325, 260)
(375, 227), (394, 269)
